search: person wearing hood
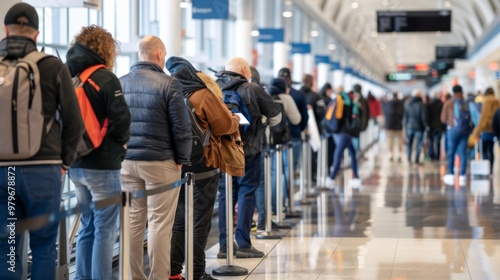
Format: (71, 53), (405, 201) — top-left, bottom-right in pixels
(426, 92), (446, 161)
(165, 57), (240, 280)
(404, 89), (428, 165)
(351, 84), (370, 160)
(0, 3), (84, 279)
(65, 25), (131, 280)
(216, 57), (282, 258)
(265, 78), (301, 222)
(119, 36), (192, 279)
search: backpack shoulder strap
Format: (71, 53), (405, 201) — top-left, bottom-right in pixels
(79, 64), (107, 90)
(22, 51), (50, 64)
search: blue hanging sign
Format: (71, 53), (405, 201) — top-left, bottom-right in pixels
(258, 28), (284, 43)
(330, 61), (341, 70)
(314, 55), (330, 65)
(192, 0), (229, 20)
(344, 67), (353, 74)
(496, 71), (500, 80)
(290, 43), (311, 54)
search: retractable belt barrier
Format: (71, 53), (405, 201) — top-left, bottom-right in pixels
(9, 168), (220, 280)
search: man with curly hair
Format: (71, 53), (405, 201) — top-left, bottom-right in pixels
(66, 25), (131, 280)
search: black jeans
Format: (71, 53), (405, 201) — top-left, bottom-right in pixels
(482, 139), (495, 173)
(170, 162), (220, 279)
(427, 128), (443, 161)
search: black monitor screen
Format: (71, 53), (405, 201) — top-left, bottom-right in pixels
(377, 10), (452, 32)
(436, 46), (467, 60)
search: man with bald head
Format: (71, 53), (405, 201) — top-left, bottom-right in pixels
(120, 36), (192, 279)
(216, 57), (282, 258)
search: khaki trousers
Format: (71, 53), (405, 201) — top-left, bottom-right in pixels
(121, 159), (181, 280)
(386, 129), (404, 159)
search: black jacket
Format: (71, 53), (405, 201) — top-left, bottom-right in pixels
(492, 108), (500, 139)
(426, 98), (446, 131)
(289, 87), (309, 139)
(0, 36), (84, 169)
(120, 62), (192, 165)
(382, 99), (404, 130)
(216, 71), (282, 156)
(300, 86), (326, 133)
(66, 42), (131, 170)
(404, 97), (427, 132)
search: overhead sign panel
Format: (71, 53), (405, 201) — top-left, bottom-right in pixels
(192, 0), (229, 20)
(258, 28), (284, 43)
(24, 0), (101, 9)
(386, 73), (413, 82)
(290, 43), (311, 54)
(377, 10), (451, 32)
(314, 55), (330, 65)
(436, 46), (467, 60)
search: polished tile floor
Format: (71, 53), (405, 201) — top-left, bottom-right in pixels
(203, 141), (500, 280)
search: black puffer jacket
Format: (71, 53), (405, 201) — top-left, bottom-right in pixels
(0, 36), (84, 169)
(382, 99), (404, 130)
(300, 86), (326, 133)
(404, 97), (427, 132)
(66, 42), (131, 170)
(216, 71), (282, 156)
(120, 62), (192, 165)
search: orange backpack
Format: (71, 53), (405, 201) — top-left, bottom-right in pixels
(75, 64), (109, 157)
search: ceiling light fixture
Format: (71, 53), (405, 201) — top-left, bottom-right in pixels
(311, 30), (319, 37)
(436, 31), (441, 37)
(250, 30), (260, 37)
(328, 44), (336, 50)
(371, 31), (378, 38)
(444, 1), (451, 7)
(382, 0), (389, 6)
(379, 43), (386, 50)
(351, 2), (359, 9)
(180, 1), (190, 8)
(282, 11), (293, 18)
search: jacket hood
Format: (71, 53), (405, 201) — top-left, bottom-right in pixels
(66, 41), (106, 77)
(0, 36), (37, 58)
(165, 56), (206, 97)
(215, 70), (247, 91)
(410, 96), (423, 103)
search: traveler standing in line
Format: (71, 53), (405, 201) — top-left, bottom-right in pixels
(441, 85), (472, 186)
(404, 89), (427, 165)
(0, 3), (84, 279)
(352, 84), (370, 160)
(120, 36), (192, 279)
(382, 92), (404, 162)
(216, 57), (282, 258)
(470, 87), (499, 174)
(426, 92), (446, 161)
(266, 77), (301, 220)
(166, 56), (240, 280)
(319, 83), (335, 169)
(66, 25), (131, 280)
(300, 74), (326, 181)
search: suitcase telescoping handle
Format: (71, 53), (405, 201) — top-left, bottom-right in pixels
(475, 139), (483, 160)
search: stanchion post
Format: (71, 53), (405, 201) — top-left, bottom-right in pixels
(300, 139), (311, 205)
(212, 174), (248, 276)
(256, 150), (282, 239)
(57, 206), (69, 280)
(274, 145), (292, 229)
(286, 141), (301, 218)
(185, 172), (195, 280)
(306, 138), (317, 198)
(317, 136), (330, 191)
(119, 191), (131, 280)
(316, 137), (323, 188)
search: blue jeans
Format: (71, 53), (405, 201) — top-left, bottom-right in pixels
(406, 130), (424, 163)
(68, 168), (121, 280)
(330, 133), (359, 179)
(271, 148), (289, 214)
(0, 165), (61, 280)
(255, 152), (267, 229)
(219, 153), (260, 249)
(446, 129), (469, 175)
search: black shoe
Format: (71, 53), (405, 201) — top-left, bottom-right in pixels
(200, 273), (218, 280)
(217, 242), (238, 259)
(235, 246), (264, 258)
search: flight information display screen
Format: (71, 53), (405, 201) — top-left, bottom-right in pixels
(377, 10), (452, 32)
(435, 46), (467, 59)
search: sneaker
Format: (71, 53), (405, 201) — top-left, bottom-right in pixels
(200, 273), (218, 280)
(459, 175), (466, 186)
(169, 275), (185, 280)
(235, 246), (264, 258)
(217, 242), (238, 259)
(443, 174), (455, 185)
(325, 177), (335, 189)
(350, 178), (361, 188)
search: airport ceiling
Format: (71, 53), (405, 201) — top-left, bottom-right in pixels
(297, 0), (500, 76)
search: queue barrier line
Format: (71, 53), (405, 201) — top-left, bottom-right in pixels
(11, 169), (220, 280)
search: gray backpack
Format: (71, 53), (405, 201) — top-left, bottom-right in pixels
(0, 51), (51, 160)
